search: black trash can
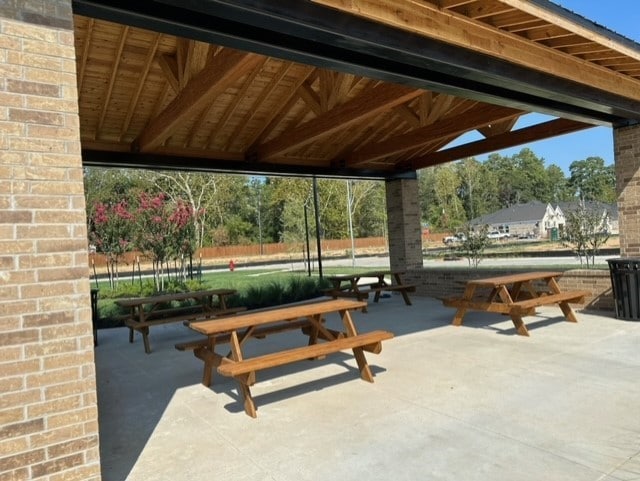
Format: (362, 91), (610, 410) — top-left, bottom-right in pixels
(90, 288), (99, 346)
(607, 258), (640, 320)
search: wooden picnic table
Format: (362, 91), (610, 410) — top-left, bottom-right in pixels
(324, 270), (416, 309)
(442, 271), (589, 336)
(116, 288), (243, 354)
(184, 298), (394, 418)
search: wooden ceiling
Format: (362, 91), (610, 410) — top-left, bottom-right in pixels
(72, 0), (640, 178)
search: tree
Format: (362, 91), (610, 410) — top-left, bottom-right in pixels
(454, 223), (491, 268)
(89, 200), (134, 288)
(456, 157), (499, 220)
(568, 157), (616, 202)
(484, 152), (519, 207)
(545, 164), (574, 202)
(434, 165), (466, 229)
(150, 171), (214, 249)
(561, 200), (610, 267)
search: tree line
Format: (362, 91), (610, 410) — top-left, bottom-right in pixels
(84, 148), (616, 251)
(420, 148), (615, 231)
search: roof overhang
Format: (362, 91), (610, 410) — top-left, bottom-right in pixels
(71, 0), (640, 178)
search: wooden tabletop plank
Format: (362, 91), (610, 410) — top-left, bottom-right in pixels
(115, 288), (237, 307)
(465, 271), (563, 288)
(189, 298), (367, 335)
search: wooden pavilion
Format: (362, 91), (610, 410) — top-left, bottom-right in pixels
(2, 1), (640, 478)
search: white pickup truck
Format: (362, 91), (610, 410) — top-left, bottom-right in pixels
(487, 230), (509, 240)
(443, 233), (466, 245)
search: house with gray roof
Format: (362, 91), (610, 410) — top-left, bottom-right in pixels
(469, 201), (618, 239)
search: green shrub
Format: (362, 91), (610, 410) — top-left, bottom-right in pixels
(95, 273), (330, 327)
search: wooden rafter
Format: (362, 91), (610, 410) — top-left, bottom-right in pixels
(493, 0), (640, 62)
(252, 83), (422, 160)
(410, 118), (593, 169)
(77, 17), (94, 97)
(223, 61), (296, 152)
(247, 66), (316, 149)
(312, 0), (640, 102)
(462, 2), (515, 21)
(133, 49), (263, 152)
(121, 33), (162, 140)
(477, 117), (518, 137)
(345, 104), (523, 166)
(205, 56), (268, 148)
(97, 25), (129, 135)
(298, 82), (323, 116)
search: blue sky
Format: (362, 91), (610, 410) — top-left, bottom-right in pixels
(450, 1), (640, 174)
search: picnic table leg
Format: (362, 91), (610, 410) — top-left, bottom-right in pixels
(558, 302), (579, 323)
(340, 309), (374, 382)
(393, 273), (413, 306)
(509, 312), (530, 336)
(352, 346), (374, 382)
(547, 277), (579, 323)
(195, 337), (217, 387)
(229, 331), (258, 417)
(495, 286), (530, 336)
(128, 306), (137, 343)
(398, 288), (412, 306)
(141, 327), (151, 354)
(452, 284), (475, 326)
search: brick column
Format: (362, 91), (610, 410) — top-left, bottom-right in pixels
(0, 2), (101, 480)
(614, 124), (640, 258)
(385, 177), (423, 272)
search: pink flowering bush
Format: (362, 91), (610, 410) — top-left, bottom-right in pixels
(90, 192), (200, 292)
(90, 201), (134, 288)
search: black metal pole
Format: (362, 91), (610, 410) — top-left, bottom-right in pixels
(304, 204), (311, 276)
(312, 177), (323, 279)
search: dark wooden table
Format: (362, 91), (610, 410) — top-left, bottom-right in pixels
(116, 288), (241, 353)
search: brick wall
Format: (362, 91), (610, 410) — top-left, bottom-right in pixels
(405, 268), (615, 311)
(0, 3), (101, 480)
(614, 124), (640, 258)
(385, 177), (424, 272)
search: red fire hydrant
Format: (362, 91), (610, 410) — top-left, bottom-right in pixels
(229, 259), (235, 272)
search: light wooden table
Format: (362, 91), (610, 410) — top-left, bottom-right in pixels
(185, 298), (393, 417)
(442, 271), (589, 336)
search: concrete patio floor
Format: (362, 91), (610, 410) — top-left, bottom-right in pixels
(95, 295), (640, 481)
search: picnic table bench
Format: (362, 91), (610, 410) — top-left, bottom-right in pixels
(442, 271), (589, 336)
(185, 298), (393, 418)
(324, 270), (416, 310)
(115, 288), (244, 353)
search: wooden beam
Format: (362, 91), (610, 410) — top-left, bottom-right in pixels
(346, 103), (523, 166)
(77, 17), (94, 97)
(477, 117), (518, 137)
(156, 54), (180, 93)
(121, 33), (162, 139)
(312, 0), (640, 102)
(133, 49), (263, 152)
(97, 25), (129, 135)
(409, 118), (593, 169)
(246, 66), (316, 149)
(252, 83), (422, 160)
(493, 0), (640, 62)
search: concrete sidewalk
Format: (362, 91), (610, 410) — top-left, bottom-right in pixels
(95, 295), (640, 481)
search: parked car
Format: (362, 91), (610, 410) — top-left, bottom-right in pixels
(443, 233), (466, 245)
(487, 230), (509, 240)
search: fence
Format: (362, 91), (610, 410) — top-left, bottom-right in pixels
(90, 236), (391, 268)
